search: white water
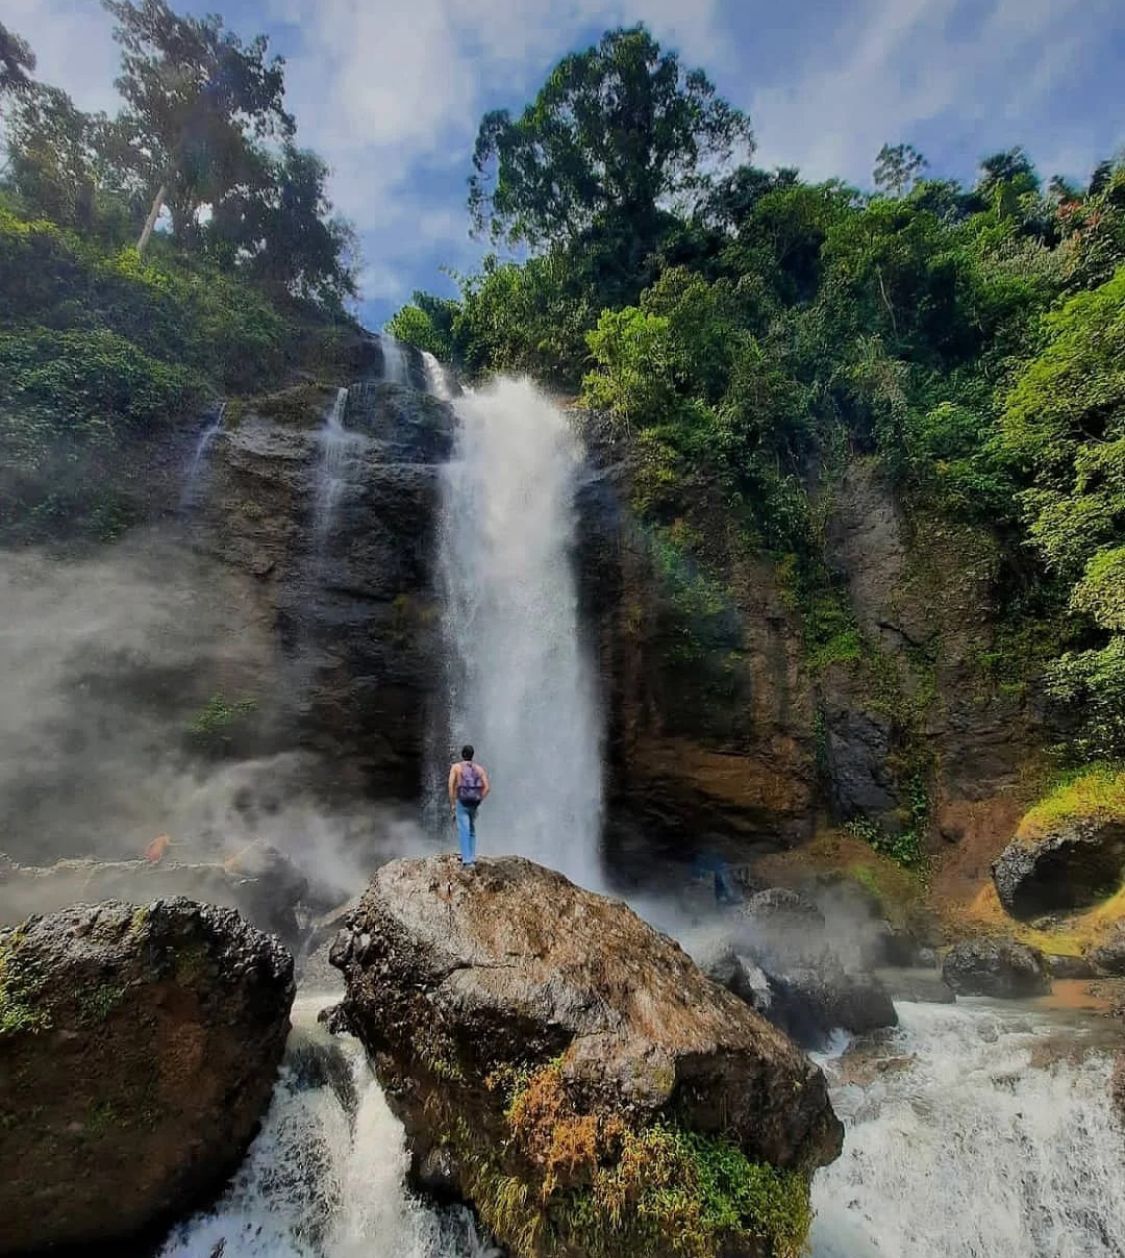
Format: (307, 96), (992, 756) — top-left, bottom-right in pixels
(422, 351), (454, 400)
(435, 378), (603, 886)
(312, 387), (357, 556)
(180, 403), (226, 511)
(810, 1000), (1125, 1257)
(161, 996), (498, 1258)
(380, 334), (411, 386)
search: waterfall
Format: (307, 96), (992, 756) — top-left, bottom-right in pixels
(809, 1000), (1125, 1257)
(434, 378), (603, 886)
(160, 996), (498, 1258)
(380, 335), (411, 386)
(422, 351), (453, 401)
(312, 387), (356, 556)
(179, 403), (226, 512)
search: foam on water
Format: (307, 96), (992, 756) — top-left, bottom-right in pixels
(810, 999), (1125, 1258)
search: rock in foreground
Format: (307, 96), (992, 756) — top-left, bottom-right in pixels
(330, 856), (842, 1258)
(942, 938), (1050, 998)
(0, 898), (294, 1254)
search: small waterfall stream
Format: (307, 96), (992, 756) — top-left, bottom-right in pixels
(179, 403), (226, 512)
(380, 334), (411, 386)
(160, 996), (498, 1258)
(312, 387), (355, 558)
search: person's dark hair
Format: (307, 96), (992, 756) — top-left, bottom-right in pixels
(461, 744), (474, 760)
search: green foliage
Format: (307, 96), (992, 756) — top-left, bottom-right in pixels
(0, 931), (50, 1037)
(470, 25), (751, 261)
(186, 693), (257, 754)
(1045, 639), (1125, 761)
(1017, 761), (1125, 841)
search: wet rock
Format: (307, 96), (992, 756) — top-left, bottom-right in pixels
(0, 898), (293, 1254)
(330, 855), (842, 1258)
(704, 949), (775, 1016)
(1088, 927), (1125, 977)
(1046, 953), (1098, 980)
(992, 821), (1125, 918)
(765, 958), (898, 1048)
(876, 967), (956, 1004)
(941, 938), (1050, 998)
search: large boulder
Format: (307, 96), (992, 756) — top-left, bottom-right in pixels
(992, 820), (1125, 918)
(942, 938), (1050, 998)
(0, 898), (294, 1254)
(329, 856), (842, 1258)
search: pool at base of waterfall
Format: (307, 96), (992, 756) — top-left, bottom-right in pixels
(161, 993), (1124, 1258)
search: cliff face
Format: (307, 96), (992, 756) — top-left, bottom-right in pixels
(191, 352), (453, 801)
(579, 439), (1047, 872)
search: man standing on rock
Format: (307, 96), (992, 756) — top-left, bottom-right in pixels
(448, 744), (490, 867)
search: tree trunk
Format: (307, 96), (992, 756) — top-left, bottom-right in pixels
(137, 181), (168, 256)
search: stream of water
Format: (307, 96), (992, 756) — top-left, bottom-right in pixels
(311, 387), (355, 558)
(164, 995), (1124, 1258)
(434, 378), (603, 888)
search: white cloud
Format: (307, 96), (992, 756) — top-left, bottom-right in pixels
(4, 0), (121, 114)
(749, 0), (1113, 183)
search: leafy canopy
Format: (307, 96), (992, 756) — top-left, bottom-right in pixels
(469, 24), (751, 253)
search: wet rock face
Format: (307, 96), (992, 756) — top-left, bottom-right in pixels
(0, 897), (294, 1254)
(196, 375), (455, 801)
(992, 821), (1125, 919)
(330, 855), (842, 1258)
(941, 938), (1050, 998)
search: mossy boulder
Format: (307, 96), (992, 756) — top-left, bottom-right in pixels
(328, 855), (842, 1258)
(992, 767), (1125, 918)
(0, 898), (293, 1254)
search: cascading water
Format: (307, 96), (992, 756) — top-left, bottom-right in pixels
(160, 996), (498, 1258)
(809, 999), (1125, 1258)
(312, 387), (356, 556)
(179, 402), (226, 512)
(422, 351), (453, 401)
(434, 378), (602, 886)
(379, 334), (411, 386)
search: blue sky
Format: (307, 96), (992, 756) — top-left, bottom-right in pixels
(7, 0), (1124, 328)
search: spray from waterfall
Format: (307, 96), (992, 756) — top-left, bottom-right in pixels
(312, 387), (356, 557)
(179, 402), (226, 513)
(380, 334), (411, 387)
(435, 378), (602, 887)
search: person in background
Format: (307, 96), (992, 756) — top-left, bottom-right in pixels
(448, 744), (490, 868)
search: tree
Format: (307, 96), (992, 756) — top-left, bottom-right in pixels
(873, 143), (928, 198)
(103, 0), (293, 253)
(5, 86), (102, 228)
(205, 144), (357, 305)
(468, 25), (751, 264)
(0, 21), (36, 98)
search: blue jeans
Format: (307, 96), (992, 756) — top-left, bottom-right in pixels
(455, 800), (478, 864)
